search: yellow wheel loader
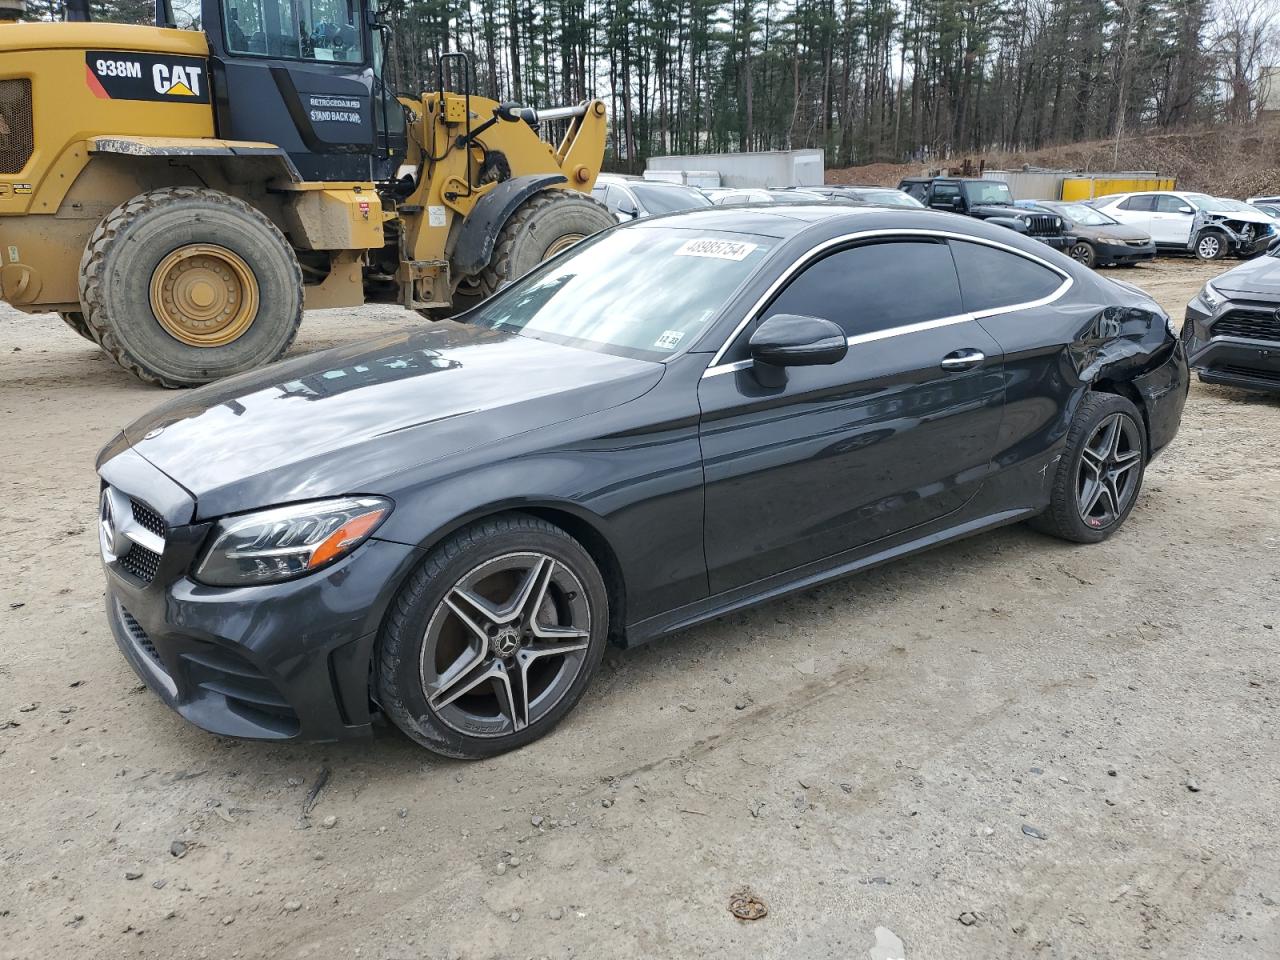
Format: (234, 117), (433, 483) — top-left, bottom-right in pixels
(0, 0), (613, 386)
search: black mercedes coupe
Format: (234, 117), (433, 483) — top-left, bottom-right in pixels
(97, 204), (1189, 758)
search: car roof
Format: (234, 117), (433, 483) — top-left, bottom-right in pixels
(625, 203), (1070, 252)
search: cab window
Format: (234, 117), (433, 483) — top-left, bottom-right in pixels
(223, 0), (365, 63)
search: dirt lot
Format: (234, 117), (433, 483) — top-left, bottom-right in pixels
(1, 258), (1278, 960)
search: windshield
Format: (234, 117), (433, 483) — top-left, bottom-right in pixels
(1057, 203), (1116, 226)
(1186, 194), (1233, 212)
(964, 181), (1014, 205)
(856, 189), (923, 208)
(468, 227), (774, 360)
(632, 183), (713, 215)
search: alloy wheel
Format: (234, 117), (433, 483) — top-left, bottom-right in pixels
(1077, 413), (1142, 529)
(1069, 242), (1095, 268)
(419, 552), (592, 738)
(1196, 235), (1222, 259)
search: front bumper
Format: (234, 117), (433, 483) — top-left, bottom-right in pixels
(1032, 235), (1072, 250)
(1183, 296), (1280, 394)
(1094, 239), (1156, 265)
(100, 448), (420, 743)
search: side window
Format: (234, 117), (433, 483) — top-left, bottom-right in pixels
(762, 241), (964, 339)
(591, 186), (608, 202)
(1155, 194), (1190, 213)
(903, 183), (928, 201)
(931, 183), (961, 205)
(951, 240), (1065, 313)
(1119, 194), (1155, 212)
(224, 0), (364, 62)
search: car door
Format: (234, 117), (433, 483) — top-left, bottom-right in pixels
(929, 182), (964, 213)
(697, 237), (1005, 595)
(1149, 194), (1195, 245)
(1108, 194), (1155, 234)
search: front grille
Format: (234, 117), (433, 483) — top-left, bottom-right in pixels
(1025, 214), (1062, 236)
(118, 604), (164, 669)
(130, 499), (167, 538)
(1218, 364), (1280, 384)
(0, 79), (33, 175)
(1212, 309), (1280, 342)
(1126, 239), (1150, 247)
(119, 543), (161, 582)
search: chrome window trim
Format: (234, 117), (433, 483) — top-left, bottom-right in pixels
(702, 227), (1073, 376)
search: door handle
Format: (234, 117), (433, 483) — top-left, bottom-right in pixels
(940, 348), (985, 371)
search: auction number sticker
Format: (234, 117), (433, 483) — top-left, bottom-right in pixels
(674, 238), (757, 261)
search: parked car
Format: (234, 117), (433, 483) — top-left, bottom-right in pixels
(97, 205), (1187, 758)
(1249, 202), (1280, 220)
(897, 177), (1072, 250)
(1183, 248), (1280, 393)
(800, 185), (926, 208)
(1037, 201), (1156, 268)
(592, 174), (712, 221)
(1090, 191), (1275, 260)
(709, 188), (829, 205)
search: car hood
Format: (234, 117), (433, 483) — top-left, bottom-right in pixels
(1205, 208), (1273, 226)
(112, 321), (663, 519)
(1071, 222), (1151, 242)
(1212, 255), (1280, 297)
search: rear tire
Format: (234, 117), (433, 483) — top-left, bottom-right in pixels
(376, 513), (609, 759)
(80, 187), (303, 388)
(466, 189), (615, 302)
(59, 310), (96, 343)
(1030, 392), (1147, 544)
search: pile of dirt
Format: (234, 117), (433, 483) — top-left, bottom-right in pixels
(829, 119), (1280, 198)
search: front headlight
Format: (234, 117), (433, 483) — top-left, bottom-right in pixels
(1198, 280), (1224, 311)
(194, 497), (392, 586)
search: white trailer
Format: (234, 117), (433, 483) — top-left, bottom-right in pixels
(646, 149), (825, 189)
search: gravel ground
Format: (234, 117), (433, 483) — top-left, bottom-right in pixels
(1, 258), (1277, 960)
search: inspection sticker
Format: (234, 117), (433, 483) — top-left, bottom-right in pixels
(654, 330), (685, 349)
(674, 238), (757, 261)
(428, 205), (447, 227)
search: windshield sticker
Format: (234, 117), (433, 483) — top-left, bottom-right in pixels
(674, 238), (758, 261)
(654, 330), (685, 350)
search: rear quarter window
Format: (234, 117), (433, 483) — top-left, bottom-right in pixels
(951, 240), (1065, 314)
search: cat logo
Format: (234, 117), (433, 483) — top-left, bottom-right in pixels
(152, 63), (202, 98)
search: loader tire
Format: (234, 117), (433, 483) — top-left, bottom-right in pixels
(470, 189), (615, 300)
(80, 187), (303, 389)
(59, 311), (96, 343)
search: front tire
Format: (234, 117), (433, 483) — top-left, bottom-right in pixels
(59, 310), (96, 343)
(467, 189), (615, 301)
(376, 513), (609, 759)
(80, 187), (303, 388)
(1030, 392), (1147, 544)
(1194, 231), (1227, 261)
(1069, 241), (1097, 269)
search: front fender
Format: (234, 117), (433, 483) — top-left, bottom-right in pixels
(450, 174), (568, 276)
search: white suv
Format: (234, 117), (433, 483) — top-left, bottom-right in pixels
(1091, 191), (1275, 260)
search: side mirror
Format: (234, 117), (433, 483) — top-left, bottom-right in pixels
(1178, 205), (1193, 215)
(617, 197), (639, 219)
(749, 314), (847, 369)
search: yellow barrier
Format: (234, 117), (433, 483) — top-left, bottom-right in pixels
(1060, 177), (1176, 201)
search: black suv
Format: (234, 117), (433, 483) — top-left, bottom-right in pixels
(899, 177), (1072, 250)
(1183, 250), (1280, 394)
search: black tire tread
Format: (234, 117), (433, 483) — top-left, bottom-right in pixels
(79, 187), (303, 388)
(58, 310), (96, 343)
(471, 189), (614, 299)
(376, 512), (605, 759)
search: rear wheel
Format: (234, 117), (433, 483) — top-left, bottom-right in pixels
(376, 513), (609, 759)
(466, 189), (615, 302)
(58, 310), (96, 343)
(80, 187), (303, 388)
(1030, 392), (1147, 544)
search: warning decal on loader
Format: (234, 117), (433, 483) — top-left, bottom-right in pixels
(84, 52), (210, 105)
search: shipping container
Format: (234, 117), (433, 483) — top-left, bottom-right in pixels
(643, 169), (722, 188)
(983, 170), (1176, 201)
(646, 149), (824, 188)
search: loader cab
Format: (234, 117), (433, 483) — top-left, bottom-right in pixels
(201, 0), (405, 181)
